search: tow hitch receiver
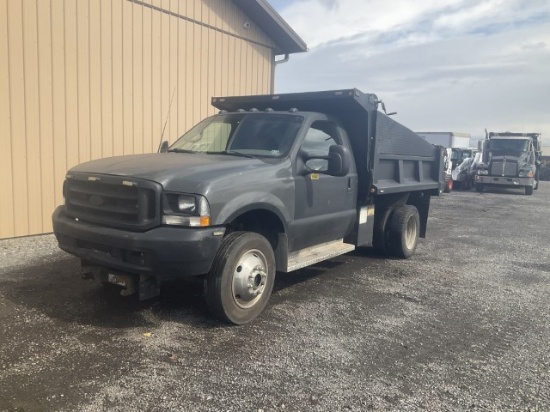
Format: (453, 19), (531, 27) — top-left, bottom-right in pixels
(81, 264), (160, 300)
(108, 273), (136, 296)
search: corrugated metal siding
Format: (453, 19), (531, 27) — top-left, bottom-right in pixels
(0, 0), (276, 239)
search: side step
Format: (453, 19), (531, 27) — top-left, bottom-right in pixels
(285, 239), (356, 272)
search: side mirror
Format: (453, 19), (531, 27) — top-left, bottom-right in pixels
(327, 145), (351, 177)
(159, 141), (169, 153)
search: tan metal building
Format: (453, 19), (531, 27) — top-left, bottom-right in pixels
(0, 0), (306, 239)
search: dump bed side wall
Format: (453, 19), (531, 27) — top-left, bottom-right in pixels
(373, 114), (442, 194)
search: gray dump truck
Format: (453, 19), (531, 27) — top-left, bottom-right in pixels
(53, 89), (443, 324)
(475, 131), (541, 195)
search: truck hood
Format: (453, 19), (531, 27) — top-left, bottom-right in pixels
(489, 152), (531, 167)
(69, 153), (277, 193)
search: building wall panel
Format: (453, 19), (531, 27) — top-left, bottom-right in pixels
(0, 0), (14, 238)
(63, 0), (80, 174)
(7, 1), (30, 237)
(1, 0), (276, 238)
(36, 0), (56, 231)
(51, 0), (69, 209)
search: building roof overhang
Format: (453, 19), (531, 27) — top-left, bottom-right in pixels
(234, 0), (307, 55)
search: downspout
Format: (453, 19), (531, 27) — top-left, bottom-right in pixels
(271, 53), (289, 93)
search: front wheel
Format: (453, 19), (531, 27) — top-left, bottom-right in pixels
(388, 205), (420, 259)
(205, 232), (275, 325)
(525, 186), (533, 196)
(475, 183), (484, 193)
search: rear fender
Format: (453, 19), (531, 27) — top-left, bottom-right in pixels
(407, 192), (431, 238)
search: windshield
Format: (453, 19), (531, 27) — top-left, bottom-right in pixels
(169, 113), (303, 158)
(488, 139), (529, 153)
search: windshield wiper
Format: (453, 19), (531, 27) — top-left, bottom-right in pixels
(207, 150), (257, 159)
(168, 148), (198, 153)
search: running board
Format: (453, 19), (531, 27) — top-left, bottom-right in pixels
(285, 240), (356, 272)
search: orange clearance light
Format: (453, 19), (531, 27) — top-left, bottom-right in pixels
(200, 216), (211, 226)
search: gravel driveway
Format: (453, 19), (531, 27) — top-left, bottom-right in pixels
(1, 183), (549, 411)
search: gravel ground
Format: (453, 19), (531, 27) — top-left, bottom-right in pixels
(1, 183), (549, 411)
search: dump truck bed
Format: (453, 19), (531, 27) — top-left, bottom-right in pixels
(212, 89), (443, 198)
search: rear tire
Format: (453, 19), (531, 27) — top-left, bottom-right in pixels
(525, 186), (533, 196)
(388, 205), (420, 259)
(205, 232), (275, 325)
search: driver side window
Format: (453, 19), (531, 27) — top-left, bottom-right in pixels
(302, 121), (339, 171)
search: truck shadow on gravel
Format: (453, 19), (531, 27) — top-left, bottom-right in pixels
(1, 253), (363, 328)
(1, 255), (214, 329)
(480, 187), (533, 196)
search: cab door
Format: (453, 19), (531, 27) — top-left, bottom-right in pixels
(290, 116), (358, 251)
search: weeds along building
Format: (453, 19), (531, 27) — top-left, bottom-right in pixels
(0, 0), (306, 239)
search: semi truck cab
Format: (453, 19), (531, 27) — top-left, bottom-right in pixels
(475, 132), (541, 195)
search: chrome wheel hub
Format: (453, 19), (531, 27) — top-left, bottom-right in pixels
(232, 249), (268, 309)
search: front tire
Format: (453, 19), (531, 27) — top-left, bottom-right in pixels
(475, 183), (484, 193)
(525, 186), (533, 196)
(205, 232), (275, 325)
(388, 205), (420, 259)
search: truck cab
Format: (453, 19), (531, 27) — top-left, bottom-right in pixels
(475, 132), (541, 195)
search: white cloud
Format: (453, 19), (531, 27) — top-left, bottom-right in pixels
(274, 0), (550, 146)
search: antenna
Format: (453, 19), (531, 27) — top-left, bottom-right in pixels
(157, 88), (177, 153)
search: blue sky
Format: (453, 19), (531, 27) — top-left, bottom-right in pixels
(268, 0), (550, 146)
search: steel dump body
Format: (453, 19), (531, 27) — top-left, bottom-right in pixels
(212, 89), (442, 200)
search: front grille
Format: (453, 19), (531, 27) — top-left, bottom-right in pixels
(490, 161), (517, 177)
(65, 175), (160, 231)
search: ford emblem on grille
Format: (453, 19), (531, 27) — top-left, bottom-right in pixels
(89, 195), (104, 206)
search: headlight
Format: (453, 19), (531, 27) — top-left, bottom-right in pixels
(177, 195), (196, 213)
(162, 193), (211, 227)
(477, 170), (489, 175)
(518, 169), (534, 178)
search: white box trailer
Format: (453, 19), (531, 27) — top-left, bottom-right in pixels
(416, 132), (471, 148)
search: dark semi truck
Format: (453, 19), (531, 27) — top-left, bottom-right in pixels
(52, 89), (443, 324)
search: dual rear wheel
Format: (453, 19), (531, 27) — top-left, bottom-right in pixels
(373, 205), (420, 259)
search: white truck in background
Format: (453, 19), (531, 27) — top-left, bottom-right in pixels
(417, 132), (474, 191)
(416, 132), (471, 149)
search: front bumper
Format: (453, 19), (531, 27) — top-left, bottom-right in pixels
(52, 206), (225, 280)
(475, 175), (534, 187)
